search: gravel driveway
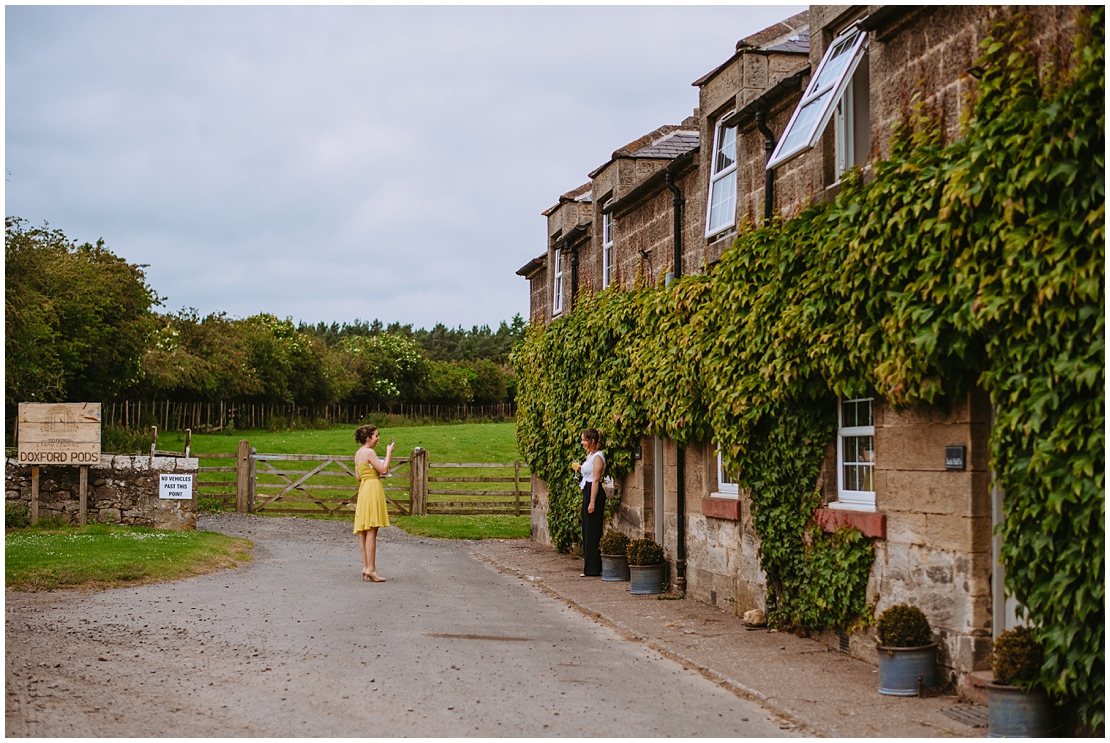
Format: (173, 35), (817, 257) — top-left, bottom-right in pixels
(6, 514), (795, 736)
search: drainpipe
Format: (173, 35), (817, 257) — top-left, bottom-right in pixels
(572, 237), (581, 306)
(754, 108), (776, 222)
(664, 171), (687, 594)
(665, 172), (683, 281)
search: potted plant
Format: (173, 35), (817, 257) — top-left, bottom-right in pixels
(987, 626), (1055, 737)
(626, 537), (666, 595)
(599, 530), (630, 582)
(875, 604), (938, 696)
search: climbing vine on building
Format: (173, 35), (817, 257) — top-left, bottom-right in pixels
(514, 9), (1102, 725)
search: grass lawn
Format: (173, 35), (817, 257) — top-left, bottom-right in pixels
(5, 522), (253, 591)
(391, 514), (531, 540)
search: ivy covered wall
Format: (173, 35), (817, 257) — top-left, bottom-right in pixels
(514, 11), (1103, 725)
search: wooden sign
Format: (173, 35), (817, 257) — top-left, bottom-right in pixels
(17, 403), (102, 465)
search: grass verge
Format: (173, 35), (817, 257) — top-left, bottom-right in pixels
(391, 514), (530, 540)
(5, 523), (253, 591)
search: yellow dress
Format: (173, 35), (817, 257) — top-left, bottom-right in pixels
(353, 462), (390, 532)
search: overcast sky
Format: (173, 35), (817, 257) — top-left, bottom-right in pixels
(6, 3), (804, 330)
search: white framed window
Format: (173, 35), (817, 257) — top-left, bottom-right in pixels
(767, 25), (869, 170)
(552, 247), (563, 315)
(705, 115), (738, 237)
(834, 397), (875, 511)
(715, 449), (739, 497)
(602, 205), (614, 289)
(834, 52), (870, 179)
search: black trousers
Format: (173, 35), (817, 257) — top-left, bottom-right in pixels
(581, 481), (606, 576)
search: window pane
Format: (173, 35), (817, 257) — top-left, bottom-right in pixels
(777, 92), (830, 156)
(843, 435), (873, 463)
(842, 434), (874, 493)
(707, 171), (737, 232)
(841, 398), (872, 427)
(715, 125), (736, 173)
(812, 30), (859, 92)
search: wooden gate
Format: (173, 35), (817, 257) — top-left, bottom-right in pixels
(251, 452), (416, 516)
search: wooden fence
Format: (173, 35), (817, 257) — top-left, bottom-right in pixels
(195, 441), (530, 517)
(103, 401), (516, 432)
(428, 462), (528, 516)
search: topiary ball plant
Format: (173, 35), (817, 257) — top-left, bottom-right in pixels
(876, 604), (932, 647)
(626, 537), (665, 566)
(992, 626), (1044, 687)
(599, 529), (630, 556)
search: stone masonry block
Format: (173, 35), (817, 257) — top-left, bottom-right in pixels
(878, 470), (990, 517)
(877, 422), (975, 472)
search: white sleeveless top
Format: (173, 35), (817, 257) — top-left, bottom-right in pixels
(581, 450), (606, 483)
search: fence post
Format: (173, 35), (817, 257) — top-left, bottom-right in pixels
(409, 447), (428, 516)
(514, 460), (521, 517)
(79, 465), (88, 526)
(248, 447), (257, 514)
(236, 439), (251, 514)
(30, 465), (39, 525)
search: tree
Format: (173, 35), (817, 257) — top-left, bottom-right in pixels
(5, 217), (159, 406)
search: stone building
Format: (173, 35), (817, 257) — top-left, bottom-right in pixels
(517, 5), (1085, 698)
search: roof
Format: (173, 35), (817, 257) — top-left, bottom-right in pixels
(633, 130), (699, 159)
(587, 124), (692, 179)
(765, 28), (810, 54)
(693, 10), (810, 88)
(541, 181), (592, 216)
(516, 253), (547, 278)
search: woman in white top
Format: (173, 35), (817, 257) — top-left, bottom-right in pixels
(576, 428), (606, 577)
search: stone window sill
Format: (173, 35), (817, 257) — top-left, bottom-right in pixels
(814, 507), (886, 539)
(702, 496), (741, 521)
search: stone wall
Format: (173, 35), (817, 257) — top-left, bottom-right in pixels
(6, 455), (198, 530)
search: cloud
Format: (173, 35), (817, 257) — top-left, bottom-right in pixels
(6, 4), (805, 329)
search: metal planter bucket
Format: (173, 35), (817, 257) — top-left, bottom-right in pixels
(629, 564), (666, 595)
(601, 554), (630, 582)
(876, 643), (937, 696)
(986, 682), (1055, 738)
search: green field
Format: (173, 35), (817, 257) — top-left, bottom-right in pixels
(157, 421), (519, 461)
(157, 422), (531, 539)
(5, 522), (253, 591)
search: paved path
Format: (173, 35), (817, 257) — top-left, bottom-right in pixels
(470, 539), (989, 738)
(6, 515), (796, 737)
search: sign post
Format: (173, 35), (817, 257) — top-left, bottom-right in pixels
(17, 403), (102, 525)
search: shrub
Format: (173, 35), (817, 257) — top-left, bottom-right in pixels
(599, 529), (629, 556)
(196, 497), (225, 514)
(627, 538), (665, 566)
(993, 626), (1044, 686)
(5, 501), (30, 528)
(102, 425), (149, 454)
(876, 604), (932, 647)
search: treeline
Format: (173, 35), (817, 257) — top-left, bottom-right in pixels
(5, 217), (524, 412)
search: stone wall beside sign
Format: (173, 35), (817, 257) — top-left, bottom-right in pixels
(5, 455), (198, 530)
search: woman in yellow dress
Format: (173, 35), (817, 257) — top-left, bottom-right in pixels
(353, 424), (394, 582)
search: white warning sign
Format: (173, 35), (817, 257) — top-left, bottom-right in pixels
(159, 473), (194, 500)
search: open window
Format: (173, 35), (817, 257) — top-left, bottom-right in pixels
(602, 204), (614, 289)
(833, 397), (875, 511)
(552, 247), (564, 315)
(705, 114), (738, 237)
(834, 52), (870, 179)
(767, 25), (869, 170)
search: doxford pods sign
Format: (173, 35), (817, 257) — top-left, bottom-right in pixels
(17, 402), (102, 464)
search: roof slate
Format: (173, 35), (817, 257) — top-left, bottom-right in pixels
(633, 130), (699, 159)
